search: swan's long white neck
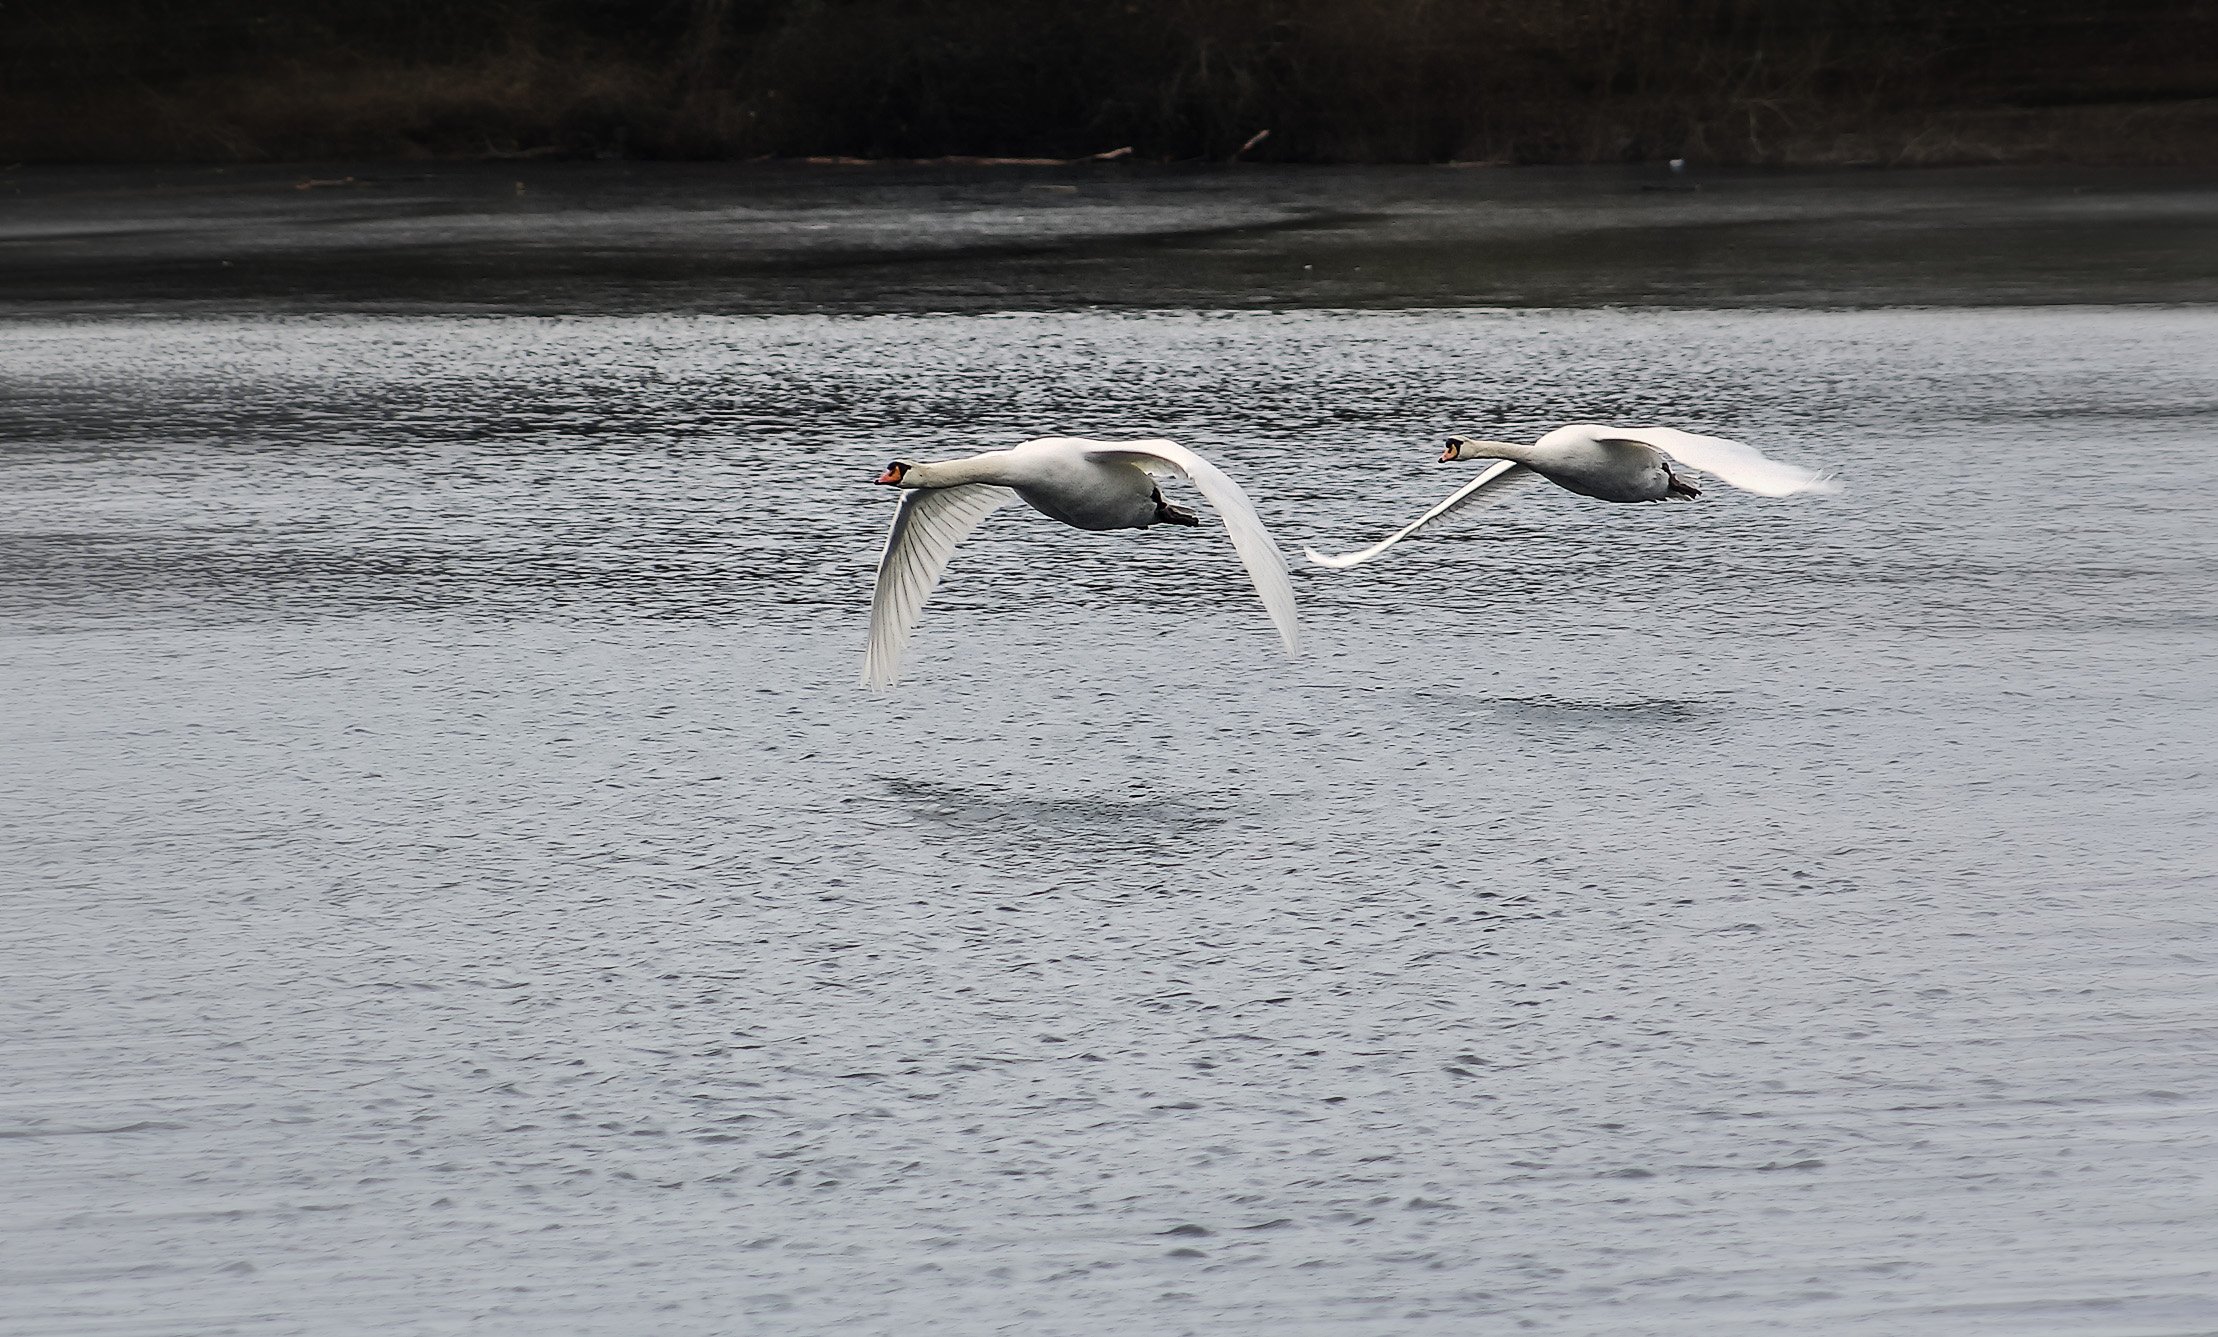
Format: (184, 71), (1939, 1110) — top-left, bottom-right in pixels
(1448, 439), (1535, 464)
(903, 453), (1015, 488)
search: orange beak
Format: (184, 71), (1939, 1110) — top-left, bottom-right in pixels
(875, 466), (904, 486)
(1438, 443), (1458, 463)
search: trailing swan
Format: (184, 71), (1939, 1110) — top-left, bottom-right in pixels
(1305, 424), (1839, 570)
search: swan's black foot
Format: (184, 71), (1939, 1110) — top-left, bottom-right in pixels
(1153, 490), (1201, 526)
(1666, 470), (1702, 500)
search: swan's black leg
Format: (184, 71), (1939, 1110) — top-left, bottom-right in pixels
(1152, 486), (1200, 526)
(1666, 468), (1702, 500)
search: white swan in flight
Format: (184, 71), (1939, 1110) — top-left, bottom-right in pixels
(1305, 424), (1840, 570)
(863, 436), (1300, 689)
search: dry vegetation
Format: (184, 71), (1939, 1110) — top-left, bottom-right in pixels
(5, 0), (2216, 165)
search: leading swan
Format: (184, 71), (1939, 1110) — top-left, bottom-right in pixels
(1305, 423), (1840, 570)
(863, 436), (1300, 689)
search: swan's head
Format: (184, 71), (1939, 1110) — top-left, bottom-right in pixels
(1441, 436), (1518, 463)
(875, 460), (917, 487)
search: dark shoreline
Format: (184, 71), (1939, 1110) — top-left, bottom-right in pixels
(7, 2), (2217, 168)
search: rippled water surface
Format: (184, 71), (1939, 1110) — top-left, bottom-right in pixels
(5, 169), (2218, 1336)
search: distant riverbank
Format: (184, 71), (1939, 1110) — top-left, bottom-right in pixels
(6, 1), (2217, 167)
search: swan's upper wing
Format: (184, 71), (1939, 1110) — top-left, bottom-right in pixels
(1081, 441), (1299, 655)
(1595, 427), (1841, 497)
(1303, 460), (1541, 570)
(863, 483), (1016, 690)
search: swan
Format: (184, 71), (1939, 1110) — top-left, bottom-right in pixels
(1304, 424), (1840, 570)
(863, 436), (1301, 689)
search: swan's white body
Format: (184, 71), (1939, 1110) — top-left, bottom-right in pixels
(1305, 423), (1839, 570)
(864, 436), (1300, 689)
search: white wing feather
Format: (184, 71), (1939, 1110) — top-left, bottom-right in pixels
(1082, 441), (1300, 655)
(862, 483), (1016, 690)
(1303, 460), (1541, 569)
(1595, 427), (1841, 497)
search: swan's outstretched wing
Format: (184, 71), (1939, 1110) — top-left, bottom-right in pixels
(1596, 427), (1841, 497)
(1302, 460), (1541, 570)
(1082, 441), (1300, 655)
(863, 484), (1016, 690)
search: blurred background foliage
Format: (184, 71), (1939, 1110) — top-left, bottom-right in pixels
(4, 0), (2215, 164)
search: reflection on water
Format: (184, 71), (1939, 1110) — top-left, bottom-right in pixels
(1476, 694), (1706, 728)
(3, 161), (2216, 312)
(3, 245), (2217, 1335)
(884, 776), (1241, 835)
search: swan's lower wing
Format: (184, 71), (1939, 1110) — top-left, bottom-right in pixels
(1302, 461), (1540, 570)
(1082, 442), (1299, 655)
(862, 484), (1016, 690)
(1596, 427), (1840, 498)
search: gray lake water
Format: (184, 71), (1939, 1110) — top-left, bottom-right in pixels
(4, 165), (2218, 1336)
